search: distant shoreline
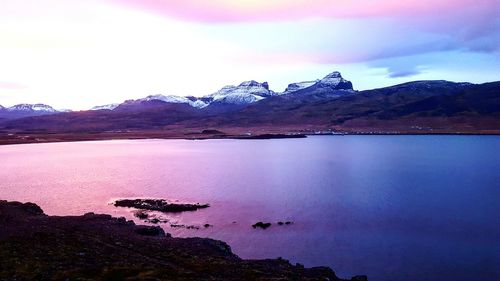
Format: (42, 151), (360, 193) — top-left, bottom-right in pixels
(1, 130), (499, 146)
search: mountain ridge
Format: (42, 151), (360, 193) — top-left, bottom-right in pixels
(0, 72), (499, 143)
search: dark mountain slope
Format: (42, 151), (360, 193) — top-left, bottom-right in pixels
(0, 80), (498, 136)
(185, 80), (491, 128)
(1, 102), (202, 133)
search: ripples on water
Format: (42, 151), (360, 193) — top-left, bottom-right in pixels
(0, 136), (498, 281)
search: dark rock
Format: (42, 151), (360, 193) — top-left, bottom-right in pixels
(133, 210), (149, 219)
(204, 224), (212, 228)
(201, 129), (225, 135)
(252, 222), (272, 229)
(22, 202), (44, 215)
(170, 224), (200, 230)
(114, 199), (209, 213)
(278, 221), (284, 225)
(0, 200), (361, 280)
(149, 218), (160, 224)
(135, 226), (165, 236)
(351, 275), (368, 281)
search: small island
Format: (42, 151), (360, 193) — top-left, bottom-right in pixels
(114, 198), (210, 213)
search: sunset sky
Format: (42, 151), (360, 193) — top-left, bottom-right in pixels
(1, 0), (499, 110)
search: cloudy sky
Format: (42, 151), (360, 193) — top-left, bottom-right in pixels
(0, 0), (499, 109)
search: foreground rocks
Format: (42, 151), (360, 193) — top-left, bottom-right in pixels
(114, 198), (209, 213)
(252, 221), (272, 229)
(0, 200), (366, 280)
(252, 221), (294, 229)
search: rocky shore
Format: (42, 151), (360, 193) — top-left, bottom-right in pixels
(0, 200), (367, 280)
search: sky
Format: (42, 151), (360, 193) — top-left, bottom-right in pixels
(0, 0), (499, 110)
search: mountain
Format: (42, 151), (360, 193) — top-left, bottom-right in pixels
(7, 103), (57, 112)
(86, 72), (350, 113)
(277, 72), (355, 102)
(93, 80), (279, 114)
(225, 80), (481, 127)
(204, 80), (276, 105)
(0, 103), (62, 120)
(136, 95), (208, 108)
(282, 81), (318, 95)
(0, 72), (498, 138)
(91, 103), (120, 111)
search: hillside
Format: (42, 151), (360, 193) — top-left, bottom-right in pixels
(0, 73), (499, 144)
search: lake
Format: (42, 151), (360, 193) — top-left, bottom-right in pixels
(0, 136), (498, 281)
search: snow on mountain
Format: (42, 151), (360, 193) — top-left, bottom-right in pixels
(87, 72), (352, 111)
(7, 103), (57, 112)
(281, 80), (319, 95)
(315, 71), (353, 90)
(4, 71), (352, 114)
(189, 99), (210, 108)
(90, 103), (120, 111)
(280, 71), (354, 96)
(139, 94), (208, 108)
(204, 80), (275, 105)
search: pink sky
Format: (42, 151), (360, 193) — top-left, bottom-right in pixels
(0, 0), (498, 109)
(112, 0), (490, 22)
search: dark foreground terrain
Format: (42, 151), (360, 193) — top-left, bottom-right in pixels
(0, 200), (366, 280)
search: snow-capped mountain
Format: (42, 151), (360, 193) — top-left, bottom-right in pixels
(204, 80), (276, 105)
(117, 80), (277, 110)
(281, 71), (354, 96)
(0, 71), (355, 120)
(7, 103), (57, 112)
(139, 94), (208, 108)
(90, 103), (120, 111)
(281, 80), (319, 95)
(88, 72), (353, 112)
(7, 104), (51, 112)
(317, 71), (353, 90)
(0, 103), (61, 120)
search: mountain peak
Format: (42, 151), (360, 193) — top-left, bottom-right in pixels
(238, 80), (270, 90)
(281, 71), (353, 95)
(91, 103), (120, 111)
(205, 80), (275, 105)
(282, 80), (319, 95)
(7, 103), (57, 112)
(139, 94), (208, 108)
(323, 71), (342, 79)
(318, 71), (353, 90)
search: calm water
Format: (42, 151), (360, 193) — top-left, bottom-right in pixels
(0, 136), (499, 281)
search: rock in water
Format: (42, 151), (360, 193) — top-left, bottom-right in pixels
(114, 199), (209, 213)
(252, 222), (272, 229)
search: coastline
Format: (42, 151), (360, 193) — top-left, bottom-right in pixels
(1, 129), (499, 146)
(0, 200), (366, 280)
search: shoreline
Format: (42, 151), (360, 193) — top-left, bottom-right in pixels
(1, 130), (499, 146)
(0, 200), (366, 280)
